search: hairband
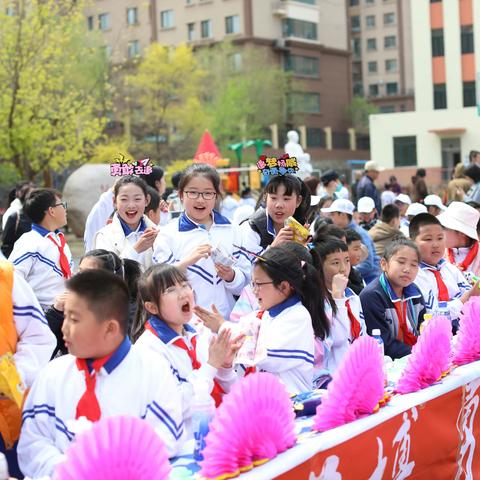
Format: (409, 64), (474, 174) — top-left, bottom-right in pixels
(256, 154), (299, 177)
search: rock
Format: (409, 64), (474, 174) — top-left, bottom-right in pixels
(63, 164), (113, 237)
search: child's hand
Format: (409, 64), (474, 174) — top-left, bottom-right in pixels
(467, 281), (480, 298)
(194, 304), (225, 333)
(134, 228), (158, 253)
(159, 199), (169, 213)
(331, 273), (349, 299)
(208, 329), (232, 369)
(184, 244), (212, 266)
(215, 263), (235, 282)
(271, 227), (294, 247)
(222, 333), (246, 368)
(53, 291), (69, 311)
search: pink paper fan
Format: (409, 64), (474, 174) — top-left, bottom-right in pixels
(199, 372), (295, 480)
(313, 335), (384, 432)
(55, 416), (171, 480)
(396, 315), (452, 394)
(453, 297), (480, 365)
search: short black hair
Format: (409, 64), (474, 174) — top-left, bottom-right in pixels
(381, 204), (400, 223)
(344, 228), (362, 244)
(464, 164), (480, 184)
(416, 168), (426, 178)
(24, 188), (62, 224)
(66, 270), (129, 335)
(145, 186), (160, 214)
(171, 171), (184, 190)
(140, 166), (164, 188)
(312, 222), (345, 242)
(409, 213), (442, 240)
(113, 175), (148, 199)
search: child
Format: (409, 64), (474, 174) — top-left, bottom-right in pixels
(368, 204), (404, 257)
(18, 270), (183, 478)
(94, 176), (158, 269)
(410, 213), (480, 328)
(360, 238), (425, 359)
(241, 174), (311, 255)
(424, 194), (446, 217)
(145, 186), (163, 226)
(134, 264), (242, 429)
(345, 228), (366, 295)
(311, 236), (366, 373)
(8, 188), (72, 309)
(196, 245), (327, 393)
(152, 163), (251, 319)
(400, 202), (427, 237)
(438, 201), (480, 276)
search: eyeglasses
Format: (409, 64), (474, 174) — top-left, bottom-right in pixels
(164, 283), (192, 296)
(52, 201), (67, 209)
(184, 191), (217, 200)
(251, 281), (274, 290)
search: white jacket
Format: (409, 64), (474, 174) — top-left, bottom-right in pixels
(84, 189), (114, 253)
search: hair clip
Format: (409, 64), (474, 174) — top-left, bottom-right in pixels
(232, 244), (267, 262)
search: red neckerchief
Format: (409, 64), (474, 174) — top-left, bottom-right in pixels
(428, 268), (450, 302)
(244, 310), (265, 376)
(345, 299), (362, 340)
(392, 300), (417, 347)
(75, 354), (112, 421)
(47, 232), (71, 278)
(447, 242), (479, 271)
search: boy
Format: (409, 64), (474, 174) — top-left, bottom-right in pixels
(8, 188), (73, 309)
(345, 228), (366, 295)
(410, 213), (479, 327)
(18, 270), (184, 478)
(368, 204), (404, 257)
(439, 201), (480, 277)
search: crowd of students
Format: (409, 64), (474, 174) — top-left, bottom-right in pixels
(1, 162), (480, 479)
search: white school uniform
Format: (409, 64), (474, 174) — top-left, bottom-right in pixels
(445, 245), (480, 278)
(414, 259), (471, 321)
(152, 211), (251, 318)
(12, 270), (56, 387)
(93, 213), (156, 269)
(18, 337), (184, 479)
(239, 209), (275, 257)
(83, 189), (114, 253)
(8, 224), (73, 307)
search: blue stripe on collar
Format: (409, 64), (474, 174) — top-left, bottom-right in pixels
(268, 295), (301, 318)
(379, 273), (421, 302)
(420, 258), (445, 270)
(32, 223), (60, 237)
(88, 336), (132, 374)
(148, 316), (196, 344)
(118, 215), (147, 236)
(178, 210), (230, 232)
(266, 214), (276, 237)
(345, 287), (355, 298)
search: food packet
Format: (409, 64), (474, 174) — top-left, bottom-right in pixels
(284, 216), (309, 244)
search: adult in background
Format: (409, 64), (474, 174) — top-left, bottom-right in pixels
(469, 150), (480, 165)
(317, 170), (340, 199)
(411, 168), (428, 203)
(464, 164), (480, 203)
(356, 161), (383, 214)
(2, 182), (31, 230)
(447, 163), (473, 202)
(389, 175), (402, 195)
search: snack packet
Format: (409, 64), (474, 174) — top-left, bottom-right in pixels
(284, 216), (309, 244)
(211, 244), (237, 267)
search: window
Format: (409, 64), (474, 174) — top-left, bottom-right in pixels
(369, 84), (379, 96)
(394, 136), (417, 167)
(284, 54), (319, 77)
(353, 83), (364, 95)
(290, 92), (321, 113)
(386, 82), (398, 95)
(127, 40), (140, 59)
(127, 7), (138, 25)
(431, 28), (444, 56)
(384, 12), (395, 25)
(306, 128), (326, 148)
(385, 59), (397, 72)
(225, 15), (240, 34)
(201, 19), (212, 38)
(350, 0), (359, 5)
(384, 35), (396, 48)
(368, 61), (377, 73)
(87, 16), (94, 30)
(283, 19), (317, 40)
(160, 10), (174, 29)
(230, 52), (242, 72)
(463, 82), (476, 107)
(295, 0), (316, 4)
(379, 105), (395, 113)
(351, 15), (360, 32)
(461, 26), (474, 54)
(366, 0), (375, 4)
(352, 38), (361, 57)
(433, 83), (447, 109)
(187, 22), (195, 41)
(98, 13), (110, 30)
(367, 38), (377, 51)
(366, 15), (375, 28)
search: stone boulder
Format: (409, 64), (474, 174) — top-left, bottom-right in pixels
(63, 164), (113, 237)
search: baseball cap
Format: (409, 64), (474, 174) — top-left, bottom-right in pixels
(364, 160), (384, 172)
(395, 194), (412, 205)
(438, 201), (479, 241)
(357, 196), (376, 213)
(406, 203), (427, 217)
(424, 194), (446, 211)
(321, 199), (355, 215)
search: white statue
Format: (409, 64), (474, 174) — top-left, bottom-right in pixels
(284, 130), (312, 179)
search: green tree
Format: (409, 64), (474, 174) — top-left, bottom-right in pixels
(345, 96), (379, 133)
(0, 0), (109, 181)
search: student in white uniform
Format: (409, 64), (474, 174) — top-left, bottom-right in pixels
(94, 176), (158, 270)
(152, 163), (251, 319)
(18, 270), (184, 479)
(8, 188), (72, 309)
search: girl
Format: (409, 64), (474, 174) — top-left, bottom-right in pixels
(241, 174), (311, 255)
(360, 237), (425, 359)
(94, 176), (158, 269)
(152, 163), (251, 319)
(134, 264), (242, 424)
(196, 245), (328, 394)
(46, 249), (141, 357)
(311, 235), (366, 374)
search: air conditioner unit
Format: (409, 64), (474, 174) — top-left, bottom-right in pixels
(274, 38), (289, 50)
(272, 1), (287, 18)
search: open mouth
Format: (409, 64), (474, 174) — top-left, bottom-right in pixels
(125, 211), (138, 220)
(181, 301), (191, 313)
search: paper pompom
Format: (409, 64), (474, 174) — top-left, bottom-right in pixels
(453, 297), (480, 365)
(396, 315), (451, 394)
(313, 335), (384, 432)
(199, 372), (296, 480)
(55, 416), (171, 480)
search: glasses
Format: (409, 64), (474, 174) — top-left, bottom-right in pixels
(52, 201), (67, 209)
(251, 281), (274, 290)
(164, 283), (192, 296)
(184, 191), (217, 200)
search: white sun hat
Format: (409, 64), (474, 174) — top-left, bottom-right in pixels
(437, 201), (479, 241)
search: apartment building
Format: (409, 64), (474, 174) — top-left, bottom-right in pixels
(84, 0), (370, 161)
(370, 0), (480, 180)
(347, 0), (414, 113)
